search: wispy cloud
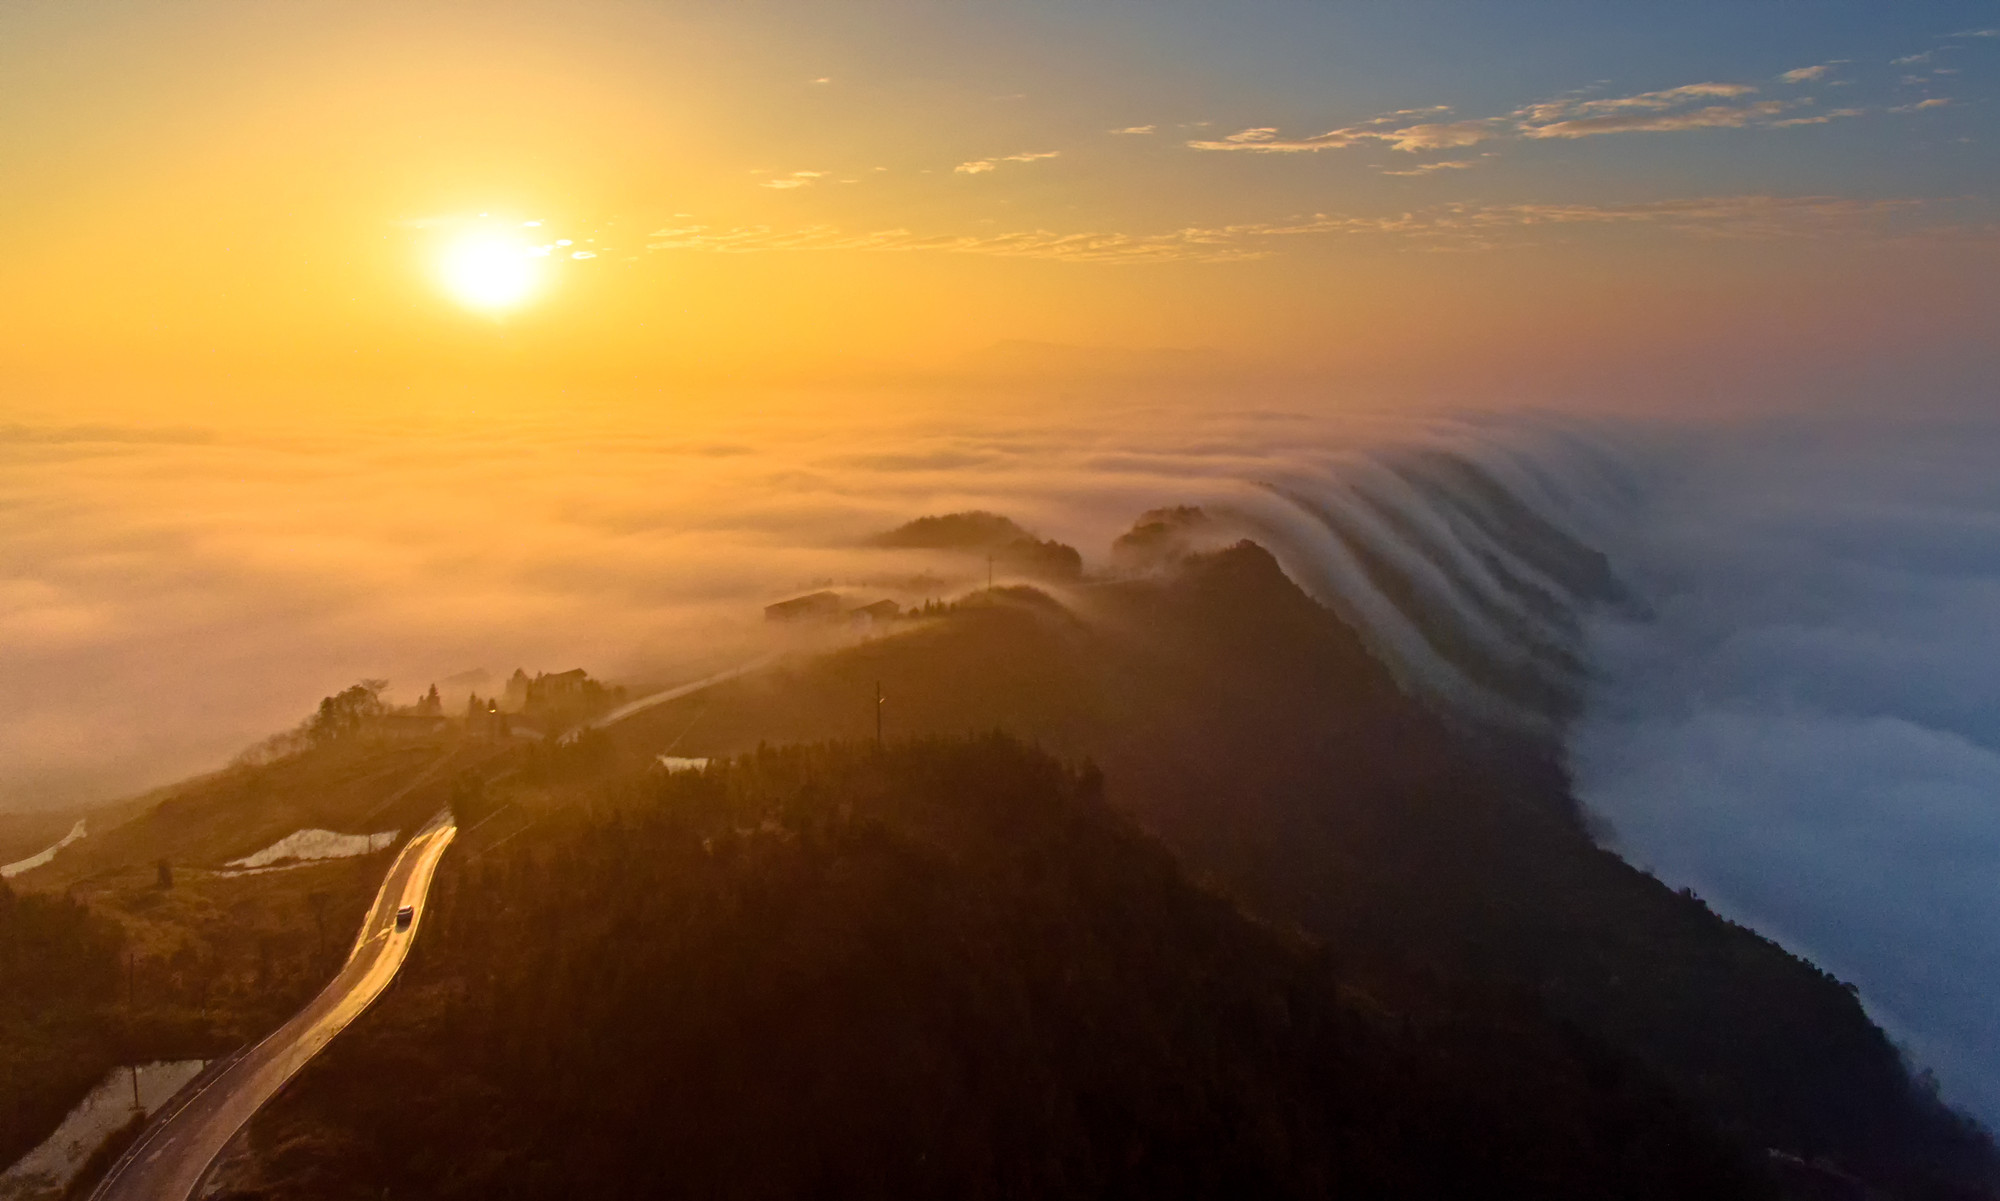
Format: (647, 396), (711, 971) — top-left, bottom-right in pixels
(1218, 195), (1931, 249)
(1376, 159), (1480, 177)
(1193, 79), (1843, 159)
(1363, 106), (1454, 124)
(649, 222), (1263, 263)
(1893, 52), (1934, 65)
(1891, 98), (1952, 112)
(647, 194), (1945, 265)
(1951, 28), (2000, 38)
(1512, 84), (1817, 139)
(1110, 125), (1156, 135)
(1515, 81), (1758, 122)
(1773, 108), (1867, 126)
(1522, 99), (1797, 138)
(955, 150), (1061, 175)
(1188, 118), (1503, 155)
(1379, 121), (1501, 151)
(1189, 127), (1350, 153)
(760, 170), (828, 190)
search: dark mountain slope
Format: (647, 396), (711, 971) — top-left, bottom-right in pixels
(596, 544), (1994, 1197)
(0, 880), (124, 1168)
(225, 737), (1764, 1201)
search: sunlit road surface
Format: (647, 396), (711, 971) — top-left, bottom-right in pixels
(90, 813), (458, 1201)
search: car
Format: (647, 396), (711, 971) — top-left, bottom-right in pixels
(395, 905), (414, 931)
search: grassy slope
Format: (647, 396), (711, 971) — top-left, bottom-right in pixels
(28, 740), (476, 891)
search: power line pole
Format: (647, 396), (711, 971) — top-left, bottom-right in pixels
(874, 681), (883, 749)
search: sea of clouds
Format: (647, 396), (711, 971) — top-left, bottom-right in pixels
(0, 399), (1429, 812)
(3, 396), (1996, 1128)
(1568, 414), (2000, 1126)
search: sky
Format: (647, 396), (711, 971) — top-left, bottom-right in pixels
(1, 0), (1996, 416)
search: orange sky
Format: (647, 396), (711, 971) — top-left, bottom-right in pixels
(2, 1), (1995, 420)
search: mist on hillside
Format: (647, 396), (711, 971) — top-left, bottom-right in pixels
(0, 399), (1435, 812)
(6, 396), (2000, 1133)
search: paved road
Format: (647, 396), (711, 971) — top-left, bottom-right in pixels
(90, 813), (458, 1201)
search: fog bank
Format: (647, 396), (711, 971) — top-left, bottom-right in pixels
(0, 400), (1427, 812)
(1570, 416), (2000, 1124)
(1221, 407), (2000, 1128)
(7, 396), (1997, 1129)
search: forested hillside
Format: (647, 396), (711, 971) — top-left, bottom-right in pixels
(586, 538), (1995, 1197)
(0, 882), (123, 1168)
(225, 736), (1765, 1200)
(0, 730), (449, 1176)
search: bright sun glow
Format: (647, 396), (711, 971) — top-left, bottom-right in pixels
(439, 233), (540, 311)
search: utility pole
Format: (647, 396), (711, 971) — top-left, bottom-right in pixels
(874, 681), (884, 749)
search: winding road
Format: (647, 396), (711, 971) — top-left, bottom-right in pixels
(89, 813), (458, 1201)
(85, 660), (765, 1198)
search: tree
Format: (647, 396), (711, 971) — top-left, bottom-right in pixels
(307, 680), (388, 744)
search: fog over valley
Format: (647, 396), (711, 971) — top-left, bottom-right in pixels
(6, 397), (1999, 1134)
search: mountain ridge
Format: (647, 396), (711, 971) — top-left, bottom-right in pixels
(6, 531), (1992, 1199)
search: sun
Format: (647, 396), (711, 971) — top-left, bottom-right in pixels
(438, 232), (541, 312)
